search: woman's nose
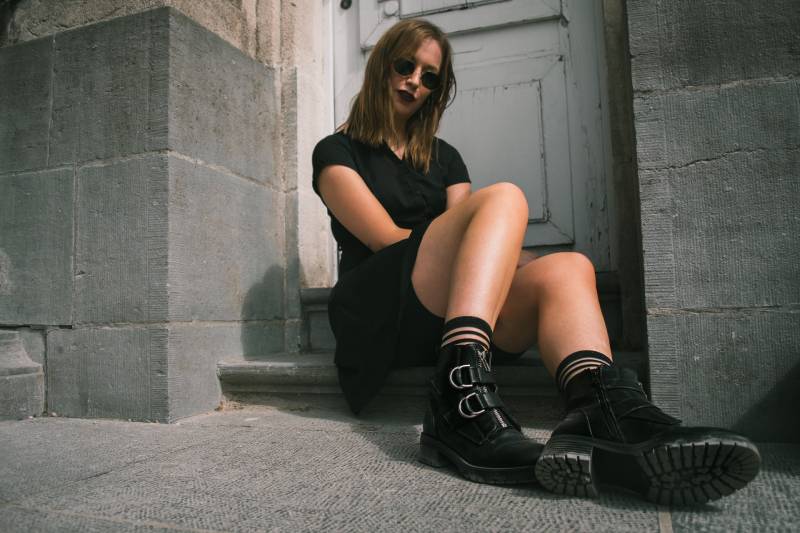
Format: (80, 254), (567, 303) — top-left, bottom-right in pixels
(407, 68), (422, 88)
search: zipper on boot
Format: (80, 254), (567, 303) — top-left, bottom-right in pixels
(476, 384), (508, 429)
(591, 370), (624, 441)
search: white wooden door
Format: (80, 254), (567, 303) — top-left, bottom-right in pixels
(333, 0), (614, 270)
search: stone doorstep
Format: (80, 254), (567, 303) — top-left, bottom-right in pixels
(216, 351), (646, 398)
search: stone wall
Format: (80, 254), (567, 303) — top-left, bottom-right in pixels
(0, 7), (289, 421)
(3, 0), (337, 291)
(628, 0), (800, 441)
(1, 1), (335, 421)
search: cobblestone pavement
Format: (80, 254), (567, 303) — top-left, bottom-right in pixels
(1, 396), (798, 532)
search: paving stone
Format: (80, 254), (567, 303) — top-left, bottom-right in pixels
(2, 410), (797, 532)
(0, 417), (221, 504)
(0, 507), (178, 533)
(7, 412), (661, 533)
(671, 444), (800, 532)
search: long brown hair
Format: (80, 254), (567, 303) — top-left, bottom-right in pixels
(342, 19), (456, 173)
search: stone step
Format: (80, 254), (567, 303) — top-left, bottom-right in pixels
(217, 350), (645, 421)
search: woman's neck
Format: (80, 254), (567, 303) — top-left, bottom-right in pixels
(388, 127), (408, 158)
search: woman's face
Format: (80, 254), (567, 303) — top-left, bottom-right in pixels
(390, 37), (443, 124)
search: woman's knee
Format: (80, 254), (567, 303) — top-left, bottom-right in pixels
(473, 181), (529, 219)
(529, 252), (596, 291)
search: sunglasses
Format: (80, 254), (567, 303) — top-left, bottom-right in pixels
(392, 58), (441, 90)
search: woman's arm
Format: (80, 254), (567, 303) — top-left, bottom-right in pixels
(446, 182), (471, 209)
(318, 164), (411, 252)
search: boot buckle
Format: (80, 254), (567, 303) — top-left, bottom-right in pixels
(458, 392), (486, 419)
(448, 365), (472, 390)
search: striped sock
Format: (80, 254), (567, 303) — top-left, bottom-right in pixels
(440, 316), (492, 352)
(555, 350), (613, 392)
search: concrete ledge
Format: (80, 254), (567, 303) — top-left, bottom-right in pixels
(217, 351), (646, 398)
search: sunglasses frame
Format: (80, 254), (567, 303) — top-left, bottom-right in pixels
(392, 58), (441, 91)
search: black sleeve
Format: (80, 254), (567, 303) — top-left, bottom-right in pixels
(312, 133), (358, 197)
(440, 140), (470, 187)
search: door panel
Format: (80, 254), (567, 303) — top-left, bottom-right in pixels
(335, 0), (612, 268)
(439, 21), (573, 246)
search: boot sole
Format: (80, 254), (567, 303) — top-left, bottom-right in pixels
(534, 432), (761, 505)
(419, 432), (538, 485)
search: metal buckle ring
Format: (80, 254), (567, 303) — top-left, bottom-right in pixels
(448, 365), (472, 390)
(458, 392), (486, 419)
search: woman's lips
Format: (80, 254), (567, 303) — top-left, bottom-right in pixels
(398, 90), (416, 103)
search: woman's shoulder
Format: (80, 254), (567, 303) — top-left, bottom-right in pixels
(433, 136), (463, 162)
(315, 130), (352, 151)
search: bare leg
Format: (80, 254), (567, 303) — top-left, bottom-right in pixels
(414, 184), (545, 483)
(492, 252), (612, 376)
(411, 182), (529, 326)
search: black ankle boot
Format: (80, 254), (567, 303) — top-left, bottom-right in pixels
(535, 365), (761, 505)
(418, 342), (543, 484)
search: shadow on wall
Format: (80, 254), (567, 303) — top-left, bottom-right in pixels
(0, 0), (21, 46)
(239, 264), (285, 360)
(733, 361), (800, 443)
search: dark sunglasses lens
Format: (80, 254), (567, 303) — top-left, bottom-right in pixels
(421, 72), (440, 90)
(393, 58), (415, 76)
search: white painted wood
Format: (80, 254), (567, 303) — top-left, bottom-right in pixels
(334, 0), (613, 269)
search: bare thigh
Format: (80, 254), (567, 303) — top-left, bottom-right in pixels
(493, 252), (602, 355)
(410, 183), (526, 319)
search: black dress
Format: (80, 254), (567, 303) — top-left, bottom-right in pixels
(311, 131), (470, 413)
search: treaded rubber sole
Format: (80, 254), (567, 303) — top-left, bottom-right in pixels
(419, 433), (538, 485)
(534, 433), (761, 505)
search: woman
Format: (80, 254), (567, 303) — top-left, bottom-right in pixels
(312, 19), (760, 504)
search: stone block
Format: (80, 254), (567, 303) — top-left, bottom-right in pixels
(0, 37), (53, 173)
(49, 9), (169, 165)
(47, 320), (284, 422)
(47, 326), (169, 421)
(634, 80), (800, 169)
(671, 149), (800, 309)
(648, 310), (800, 442)
(17, 327), (46, 367)
(4, 1), (263, 64)
(168, 9), (277, 183)
(628, 0), (800, 91)
(167, 321), (285, 421)
(308, 310), (335, 352)
(167, 156), (284, 322)
(0, 373), (44, 420)
(0, 330), (44, 419)
(637, 168), (678, 310)
(0, 167), (73, 325)
(74, 154), (169, 324)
